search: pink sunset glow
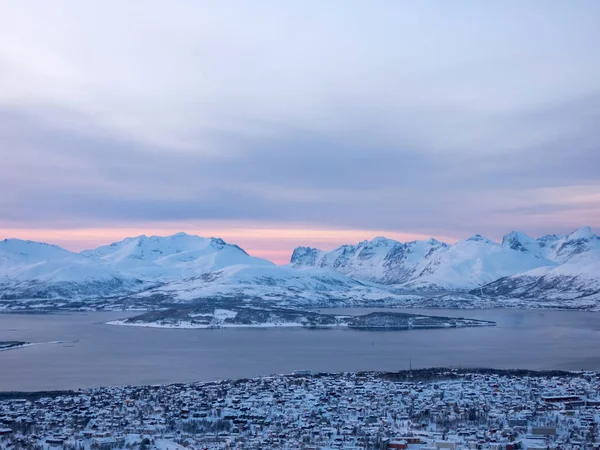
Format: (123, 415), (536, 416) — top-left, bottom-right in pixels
(0, 225), (459, 265)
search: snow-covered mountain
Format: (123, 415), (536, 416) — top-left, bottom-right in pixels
(291, 237), (448, 284)
(0, 239), (74, 268)
(0, 233), (273, 301)
(1, 227), (598, 308)
(81, 232), (273, 280)
(501, 231), (555, 259)
(292, 233), (554, 290)
(477, 227), (600, 302)
(0, 239), (143, 300)
(544, 226), (599, 263)
(499, 227), (600, 265)
(403, 234), (555, 290)
(127, 264), (410, 308)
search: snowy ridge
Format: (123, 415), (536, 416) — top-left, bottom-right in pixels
(0, 238), (145, 299)
(403, 234), (555, 290)
(0, 233), (273, 301)
(128, 264), (409, 307)
(291, 237), (448, 284)
(478, 227), (600, 302)
(292, 233), (555, 290)
(0, 227), (599, 308)
(82, 232), (273, 280)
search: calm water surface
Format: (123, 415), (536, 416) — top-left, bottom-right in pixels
(0, 309), (599, 391)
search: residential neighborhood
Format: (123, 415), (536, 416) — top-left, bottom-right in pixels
(0, 369), (599, 450)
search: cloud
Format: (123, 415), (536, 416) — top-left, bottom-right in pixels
(0, 0), (599, 246)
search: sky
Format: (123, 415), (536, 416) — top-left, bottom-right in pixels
(0, 1), (599, 263)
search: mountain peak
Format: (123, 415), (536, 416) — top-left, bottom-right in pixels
(290, 246), (324, 265)
(567, 226), (595, 241)
(503, 230), (531, 239)
(369, 236), (397, 245)
(466, 234), (494, 244)
(538, 234), (561, 243)
(0, 238), (73, 259)
(501, 231), (535, 251)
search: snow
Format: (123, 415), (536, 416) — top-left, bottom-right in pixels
(0, 238), (136, 298)
(0, 233), (273, 300)
(404, 236), (555, 290)
(81, 232), (273, 279)
(501, 231), (549, 258)
(480, 227), (600, 302)
(213, 308), (238, 320)
(154, 439), (187, 450)
(545, 226), (600, 263)
(1, 227), (599, 306)
(108, 319), (308, 329)
(129, 263), (401, 305)
(291, 236), (448, 284)
(480, 248), (600, 301)
(291, 232), (565, 291)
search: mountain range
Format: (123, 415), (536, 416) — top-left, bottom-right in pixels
(0, 227), (598, 310)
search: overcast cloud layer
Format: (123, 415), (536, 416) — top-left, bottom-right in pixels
(1, 1), (599, 260)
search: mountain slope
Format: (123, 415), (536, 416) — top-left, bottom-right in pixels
(1, 227), (599, 308)
(82, 232), (273, 279)
(477, 227), (600, 301)
(402, 234), (554, 290)
(0, 239), (144, 300)
(544, 226), (599, 263)
(0, 239), (75, 268)
(291, 237), (448, 284)
(292, 233), (556, 291)
(127, 264), (412, 308)
(0, 233), (274, 301)
(501, 231), (551, 259)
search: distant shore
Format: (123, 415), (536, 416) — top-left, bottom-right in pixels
(0, 367), (583, 395)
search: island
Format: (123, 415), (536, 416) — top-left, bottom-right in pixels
(108, 303), (495, 330)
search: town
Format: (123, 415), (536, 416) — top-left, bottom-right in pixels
(0, 369), (599, 450)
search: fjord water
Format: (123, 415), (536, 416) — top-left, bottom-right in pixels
(1, 309), (599, 391)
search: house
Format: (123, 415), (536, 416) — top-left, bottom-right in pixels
(531, 426), (556, 436)
(388, 440), (408, 449)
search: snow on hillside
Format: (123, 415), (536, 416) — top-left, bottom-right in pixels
(291, 237), (448, 284)
(292, 233), (555, 291)
(1, 227), (598, 307)
(544, 226), (599, 263)
(0, 233), (274, 301)
(0, 239), (144, 300)
(403, 234), (555, 290)
(0, 238), (123, 282)
(479, 228), (600, 301)
(128, 264), (412, 307)
(82, 232), (273, 279)
(501, 231), (550, 259)
(0, 239), (75, 266)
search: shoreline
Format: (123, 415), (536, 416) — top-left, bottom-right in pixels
(0, 367), (586, 395)
(1, 302), (599, 314)
(106, 319), (495, 330)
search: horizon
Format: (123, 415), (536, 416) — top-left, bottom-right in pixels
(1, 224), (594, 264)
